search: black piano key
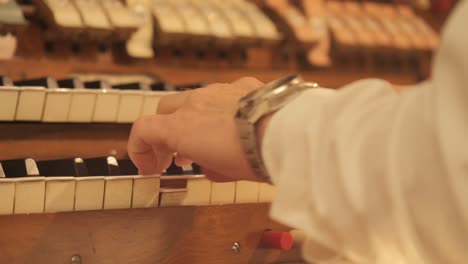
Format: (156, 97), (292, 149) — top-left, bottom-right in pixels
(74, 158), (89, 176)
(165, 159), (184, 175)
(192, 163), (202, 175)
(150, 81), (175, 91)
(36, 158), (88, 177)
(0, 158), (39, 178)
(13, 77), (58, 88)
(174, 82), (207, 91)
(84, 80), (111, 89)
(118, 159), (139, 175)
(84, 156), (120, 176)
(0, 76), (13, 86)
(57, 78), (84, 89)
(0, 162), (4, 178)
(112, 82), (148, 91)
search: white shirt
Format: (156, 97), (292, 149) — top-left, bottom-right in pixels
(262, 2), (468, 263)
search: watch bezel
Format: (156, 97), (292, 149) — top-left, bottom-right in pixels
(236, 74), (317, 123)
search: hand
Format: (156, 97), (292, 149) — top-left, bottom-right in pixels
(128, 77), (267, 182)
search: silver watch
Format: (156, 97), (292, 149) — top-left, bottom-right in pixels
(235, 74), (318, 179)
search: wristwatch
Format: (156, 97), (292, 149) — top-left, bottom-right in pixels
(235, 74), (318, 179)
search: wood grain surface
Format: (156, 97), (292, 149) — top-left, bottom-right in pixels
(0, 123), (131, 160)
(0, 204), (305, 264)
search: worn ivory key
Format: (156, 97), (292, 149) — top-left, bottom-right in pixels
(0, 85), (19, 121)
(118, 159), (160, 208)
(189, 0), (233, 44)
(58, 79), (98, 122)
(235, 181), (260, 204)
(0, 163), (15, 215)
(42, 88), (73, 122)
(210, 182), (236, 205)
(73, 0), (112, 30)
(37, 158), (83, 213)
(258, 182), (275, 202)
(112, 83), (145, 123)
(14, 87), (46, 121)
(230, 0), (280, 43)
(85, 81), (120, 123)
(207, 0), (256, 43)
(4, 159), (46, 214)
(126, 0), (154, 58)
(42, 0), (83, 29)
(160, 176), (212, 206)
(103, 157), (134, 209)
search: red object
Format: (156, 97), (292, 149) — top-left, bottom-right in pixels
(260, 231), (294, 250)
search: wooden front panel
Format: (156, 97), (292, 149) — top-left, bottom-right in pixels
(0, 123), (131, 160)
(0, 204), (303, 264)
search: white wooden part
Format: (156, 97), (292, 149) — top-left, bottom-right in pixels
(258, 182), (275, 202)
(0, 87), (19, 121)
(14, 178), (45, 214)
(42, 90), (72, 122)
(68, 90), (97, 122)
(74, 177), (105, 211)
(15, 88), (46, 121)
(103, 177), (134, 209)
(92, 92), (120, 122)
(0, 180), (15, 215)
(132, 176), (160, 208)
(116, 92), (144, 123)
(44, 178), (75, 212)
(210, 182), (236, 205)
(235, 181), (259, 204)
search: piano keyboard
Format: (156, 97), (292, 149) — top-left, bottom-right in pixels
(0, 76), (184, 123)
(0, 156), (275, 215)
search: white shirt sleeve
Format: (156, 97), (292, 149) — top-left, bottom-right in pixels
(262, 2), (468, 263)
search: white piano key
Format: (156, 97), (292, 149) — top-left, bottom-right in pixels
(116, 90), (144, 123)
(42, 89), (72, 122)
(44, 0), (83, 28)
(92, 90), (120, 122)
(235, 181), (260, 204)
(44, 177), (75, 213)
(103, 176), (134, 209)
(0, 86), (19, 121)
(159, 188), (188, 207)
(132, 175), (160, 208)
(210, 182), (236, 205)
(0, 179), (15, 215)
(13, 177), (46, 214)
(68, 89), (97, 122)
(73, 0), (112, 30)
(101, 0), (138, 29)
(159, 176), (212, 206)
(182, 177), (211, 206)
(15, 87), (46, 121)
(74, 176), (105, 211)
(141, 92), (161, 116)
(258, 182), (275, 203)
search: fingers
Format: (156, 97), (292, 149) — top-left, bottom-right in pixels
(174, 155), (193, 166)
(232, 77), (264, 91)
(157, 91), (191, 114)
(128, 115), (174, 175)
(200, 167), (234, 182)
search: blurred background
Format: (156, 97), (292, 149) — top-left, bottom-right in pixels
(0, 0), (458, 89)
(0, 0), (459, 159)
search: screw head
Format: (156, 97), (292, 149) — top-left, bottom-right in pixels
(71, 255), (82, 264)
(231, 242), (240, 254)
